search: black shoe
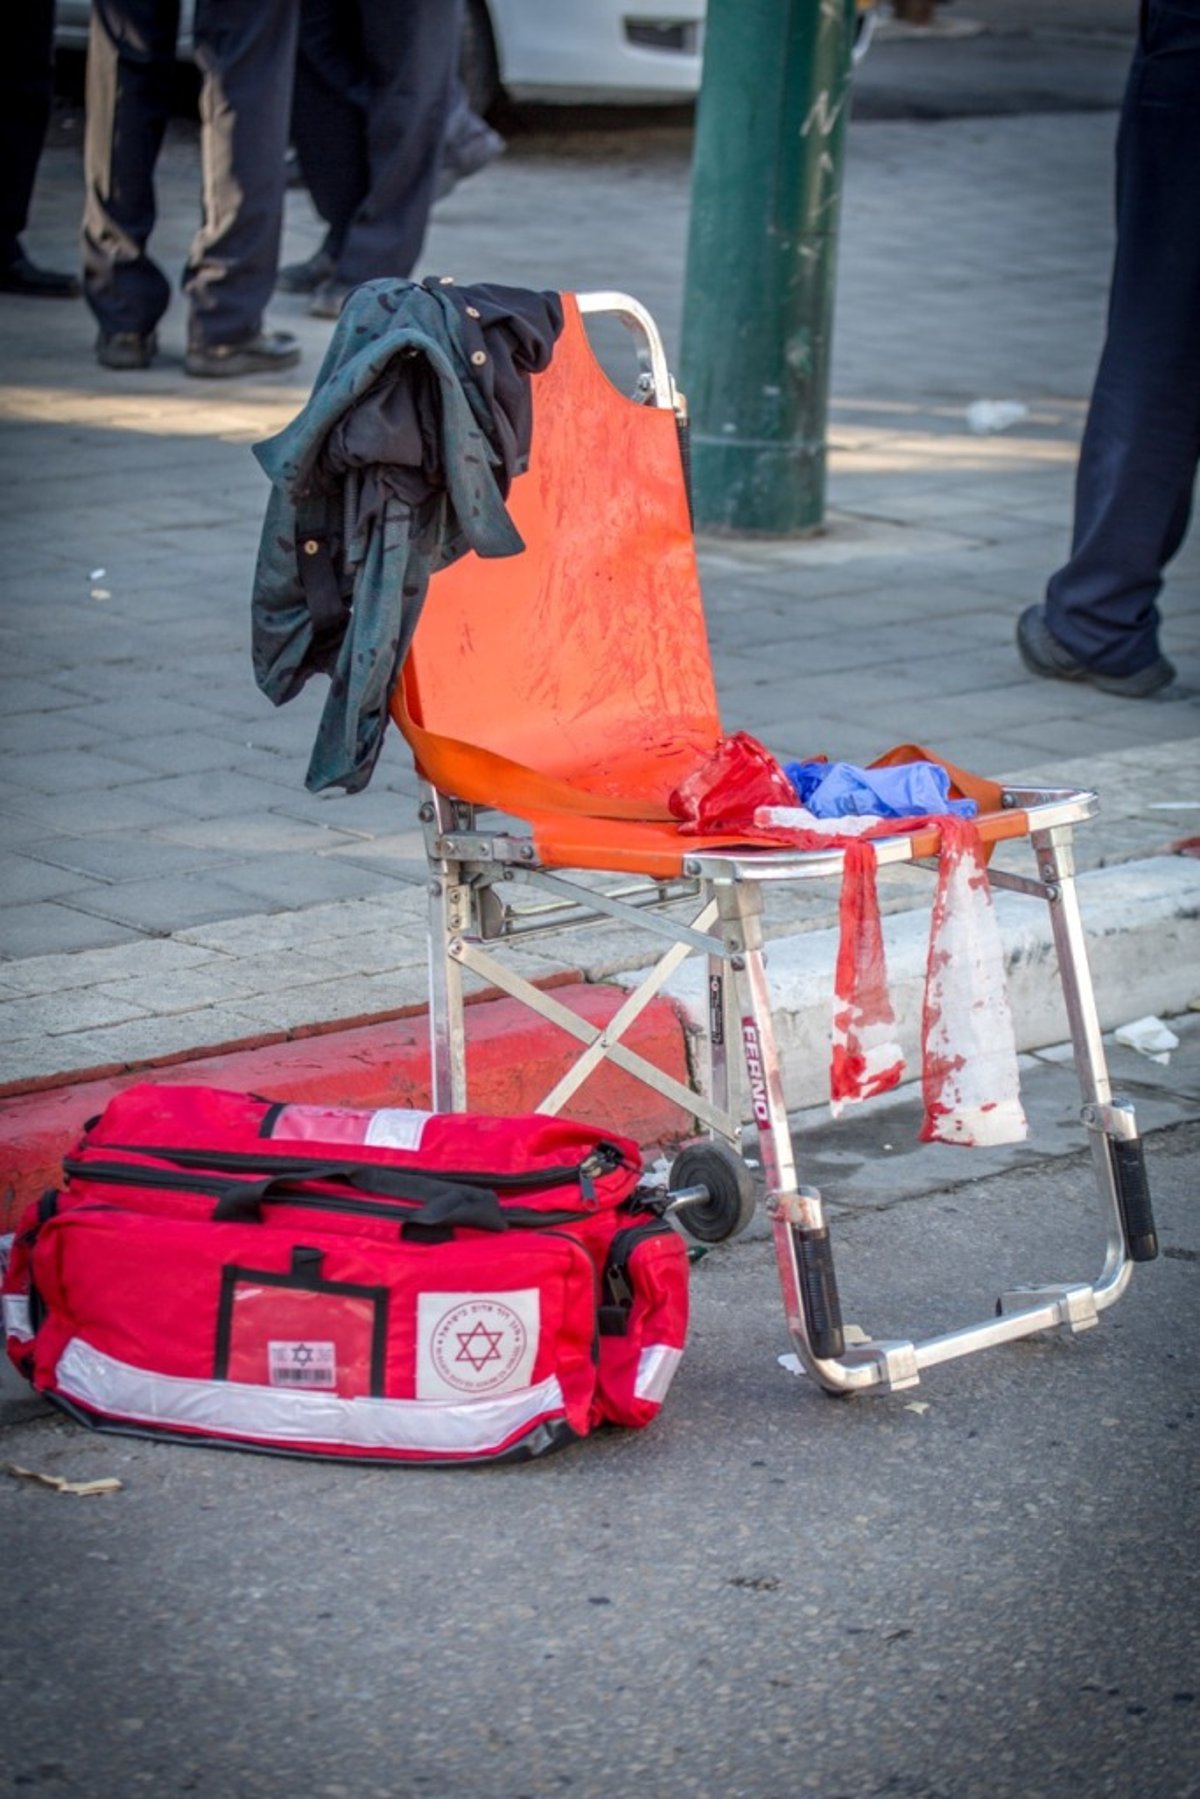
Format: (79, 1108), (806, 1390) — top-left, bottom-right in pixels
(1016, 604), (1180, 699)
(184, 329), (301, 378)
(1, 249), (81, 298)
(276, 249), (336, 294)
(309, 279), (355, 320)
(96, 330), (158, 370)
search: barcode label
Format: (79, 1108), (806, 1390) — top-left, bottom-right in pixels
(268, 1341), (336, 1389)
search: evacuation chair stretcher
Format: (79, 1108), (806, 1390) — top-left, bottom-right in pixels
(388, 291), (1157, 1398)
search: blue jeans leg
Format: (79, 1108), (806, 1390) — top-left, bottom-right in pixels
(1044, 0), (1200, 677)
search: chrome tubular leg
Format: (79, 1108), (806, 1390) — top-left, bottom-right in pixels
(1034, 824), (1146, 1301)
(1034, 827), (1112, 1110)
(419, 790), (465, 1112)
(427, 873), (468, 1112)
(715, 882), (853, 1379)
(424, 860), (468, 1113)
(420, 789), (474, 1113)
(705, 878), (738, 1149)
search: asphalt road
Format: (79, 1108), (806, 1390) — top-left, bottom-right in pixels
(3, 1119), (1196, 1798)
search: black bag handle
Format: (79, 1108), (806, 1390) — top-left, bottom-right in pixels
(211, 1163), (508, 1232)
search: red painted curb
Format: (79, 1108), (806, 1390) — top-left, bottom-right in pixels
(0, 984), (694, 1232)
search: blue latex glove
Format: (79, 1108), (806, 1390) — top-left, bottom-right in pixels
(784, 760), (829, 805)
(783, 759), (978, 820)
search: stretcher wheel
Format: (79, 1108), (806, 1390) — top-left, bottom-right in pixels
(668, 1141), (757, 1244)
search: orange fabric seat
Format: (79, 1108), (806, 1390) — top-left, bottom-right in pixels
(391, 297), (1023, 874)
(393, 292), (722, 827)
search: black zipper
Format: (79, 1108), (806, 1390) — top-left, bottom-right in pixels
(60, 1157), (592, 1232)
(603, 1214), (673, 1311)
(77, 1140), (629, 1203)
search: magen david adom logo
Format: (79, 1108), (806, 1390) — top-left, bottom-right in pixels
(416, 1289), (540, 1401)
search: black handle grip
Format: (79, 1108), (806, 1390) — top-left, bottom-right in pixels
(400, 1188), (509, 1234)
(793, 1224), (845, 1360)
(211, 1164), (507, 1230)
(1110, 1137), (1158, 1262)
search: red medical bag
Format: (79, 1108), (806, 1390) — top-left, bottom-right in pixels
(2, 1084), (689, 1465)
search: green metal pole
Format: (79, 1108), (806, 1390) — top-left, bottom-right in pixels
(681, 0), (857, 535)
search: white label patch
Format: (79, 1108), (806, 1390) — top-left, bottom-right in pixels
(2, 1293), (32, 1343)
(416, 1290), (539, 1400)
(363, 1108), (433, 1152)
(268, 1341), (337, 1389)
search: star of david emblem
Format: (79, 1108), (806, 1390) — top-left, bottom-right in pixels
(454, 1321), (505, 1372)
(292, 1343), (314, 1365)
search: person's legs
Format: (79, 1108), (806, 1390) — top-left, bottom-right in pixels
(184, 0), (299, 352)
(289, 0), (367, 270)
(327, 0), (462, 288)
(1040, 0), (1200, 681)
(82, 0), (178, 343)
(438, 76), (505, 198)
(0, 0), (79, 293)
(0, 0), (55, 263)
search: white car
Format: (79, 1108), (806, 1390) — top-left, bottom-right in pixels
(56, 2), (705, 111)
(464, 0), (704, 110)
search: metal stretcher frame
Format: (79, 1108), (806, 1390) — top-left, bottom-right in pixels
(393, 292), (1157, 1399)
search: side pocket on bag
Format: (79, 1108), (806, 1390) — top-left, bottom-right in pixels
(595, 1218), (689, 1429)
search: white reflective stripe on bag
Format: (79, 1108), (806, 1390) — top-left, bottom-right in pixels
(2, 1293), (33, 1342)
(55, 1336), (567, 1457)
(634, 1342), (683, 1404)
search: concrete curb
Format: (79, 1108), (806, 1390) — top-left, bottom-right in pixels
(0, 982), (692, 1232)
(616, 855), (1200, 1114)
(3, 856), (1195, 1232)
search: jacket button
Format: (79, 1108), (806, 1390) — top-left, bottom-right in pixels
(466, 305), (481, 319)
(470, 350), (487, 366)
(302, 539), (320, 555)
(439, 274), (456, 285)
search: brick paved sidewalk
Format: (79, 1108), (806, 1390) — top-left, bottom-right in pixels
(1, 95), (1197, 1098)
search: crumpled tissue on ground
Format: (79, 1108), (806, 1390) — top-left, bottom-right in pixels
(1114, 1015), (1179, 1065)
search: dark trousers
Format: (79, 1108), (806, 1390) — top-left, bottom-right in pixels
(83, 0), (298, 346)
(0, 0), (56, 262)
(1044, 0), (1200, 677)
(291, 0), (462, 285)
